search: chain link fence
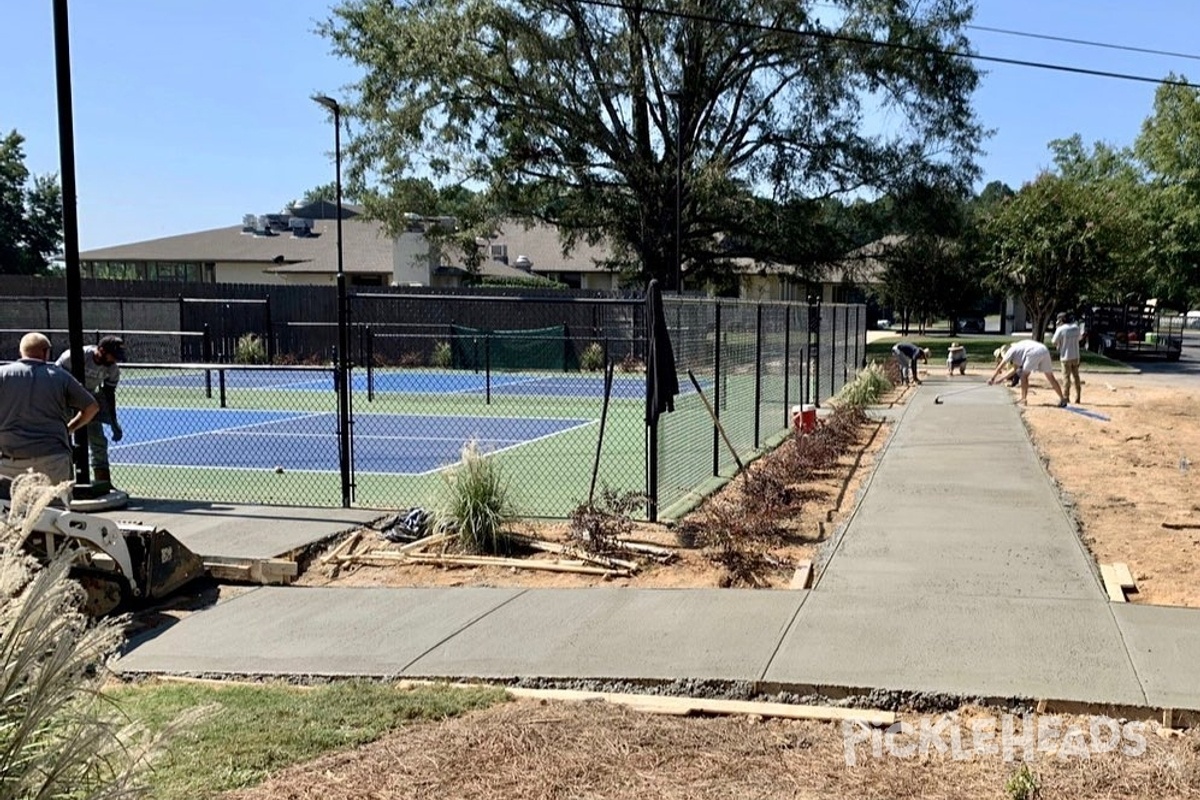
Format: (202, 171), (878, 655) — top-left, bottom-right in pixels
(3, 284), (864, 519)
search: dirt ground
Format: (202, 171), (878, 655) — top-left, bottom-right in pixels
(1020, 374), (1200, 608)
(224, 697), (1200, 800)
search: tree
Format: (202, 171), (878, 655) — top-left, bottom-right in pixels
(1133, 77), (1200, 306)
(321, 0), (983, 289)
(0, 129), (63, 275)
(982, 172), (1129, 338)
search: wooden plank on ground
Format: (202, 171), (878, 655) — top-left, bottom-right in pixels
(1112, 562), (1136, 591)
(1099, 564), (1127, 603)
(1161, 521), (1200, 530)
(789, 561), (813, 590)
(320, 530), (361, 565)
(503, 687), (896, 726)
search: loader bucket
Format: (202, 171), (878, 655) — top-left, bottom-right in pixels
(121, 527), (206, 600)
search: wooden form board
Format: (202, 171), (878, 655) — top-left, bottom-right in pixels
(205, 557), (298, 585)
(1099, 564), (1126, 603)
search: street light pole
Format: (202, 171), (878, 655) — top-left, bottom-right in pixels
(52, 0), (90, 487)
(313, 95), (352, 507)
(666, 90), (683, 295)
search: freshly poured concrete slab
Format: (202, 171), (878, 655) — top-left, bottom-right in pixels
(404, 588), (807, 682)
(765, 591), (1146, 706)
(102, 499), (384, 559)
(1112, 604), (1200, 710)
(115, 586), (523, 676)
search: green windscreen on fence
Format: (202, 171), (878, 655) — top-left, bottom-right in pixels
(450, 324), (576, 371)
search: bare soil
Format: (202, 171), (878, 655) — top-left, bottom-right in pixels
(1020, 375), (1200, 608)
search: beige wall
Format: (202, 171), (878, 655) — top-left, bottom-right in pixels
(213, 261), (288, 285)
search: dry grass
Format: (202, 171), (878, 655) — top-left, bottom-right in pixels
(225, 700), (1200, 799)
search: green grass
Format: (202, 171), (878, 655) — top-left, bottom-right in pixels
(106, 680), (506, 800)
(864, 336), (1137, 372)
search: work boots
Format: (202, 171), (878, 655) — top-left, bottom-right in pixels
(91, 467), (114, 495)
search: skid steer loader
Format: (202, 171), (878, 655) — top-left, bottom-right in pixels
(1, 499), (206, 617)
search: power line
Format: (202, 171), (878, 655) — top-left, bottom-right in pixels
(579, 0), (1195, 89)
(966, 23), (1200, 63)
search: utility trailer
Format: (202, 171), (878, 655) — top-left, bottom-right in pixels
(1082, 303), (1183, 361)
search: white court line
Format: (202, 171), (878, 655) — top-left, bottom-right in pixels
(213, 431), (531, 445)
(110, 412), (330, 451)
(404, 418), (598, 476)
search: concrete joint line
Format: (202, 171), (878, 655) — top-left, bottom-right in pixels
(756, 590), (815, 683)
(1105, 603), (1151, 707)
(398, 588), (531, 674)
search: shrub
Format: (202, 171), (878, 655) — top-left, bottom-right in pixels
(568, 488), (644, 553)
(434, 441), (517, 555)
(0, 473), (174, 798)
(431, 341), (453, 368)
(619, 352), (643, 373)
(580, 342), (605, 372)
(234, 332), (267, 364)
(397, 350), (425, 367)
(833, 361), (892, 407)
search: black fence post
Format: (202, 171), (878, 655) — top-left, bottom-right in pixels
(829, 305), (838, 394)
(843, 304), (851, 383)
(809, 297), (821, 407)
(753, 303), (763, 449)
(485, 334), (492, 405)
(44, 298), (52, 329)
(265, 293), (275, 363)
(366, 325), (375, 402)
(783, 306), (791, 429)
(712, 302), (722, 477)
(118, 297), (125, 332)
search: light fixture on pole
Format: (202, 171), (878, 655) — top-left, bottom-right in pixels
(312, 94), (353, 507)
(665, 90), (684, 295)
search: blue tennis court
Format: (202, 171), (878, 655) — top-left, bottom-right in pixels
(121, 367), (662, 399)
(109, 407), (593, 475)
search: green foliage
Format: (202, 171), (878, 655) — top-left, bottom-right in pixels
(477, 275), (566, 289)
(0, 129), (62, 275)
(833, 362), (892, 408)
(981, 171), (1132, 338)
(234, 332), (267, 364)
(1005, 764), (1041, 800)
(108, 680), (503, 800)
(321, 0), (982, 288)
(580, 342), (605, 372)
(435, 440), (518, 555)
(0, 473), (173, 799)
(431, 340), (452, 368)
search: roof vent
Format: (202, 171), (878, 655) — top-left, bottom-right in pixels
(289, 218), (314, 238)
(241, 214), (257, 234)
(514, 255), (533, 271)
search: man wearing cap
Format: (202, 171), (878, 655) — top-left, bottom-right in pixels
(56, 336), (126, 493)
(891, 341), (930, 386)
(0, 332), (99, 493)
(1051, 312), (1083, 404)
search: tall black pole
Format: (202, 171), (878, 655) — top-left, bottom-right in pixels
(53, 0), (89, 486)
(333, 106), (352, 507)
(316, 95), (353, 507)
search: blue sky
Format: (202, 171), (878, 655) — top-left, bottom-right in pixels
(4, 1), (1200, 250)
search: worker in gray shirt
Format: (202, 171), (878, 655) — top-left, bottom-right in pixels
(0, 332), (99, 494)
(55, 335), (125, 493)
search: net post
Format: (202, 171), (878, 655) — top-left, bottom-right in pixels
(753, 303), (763, 450)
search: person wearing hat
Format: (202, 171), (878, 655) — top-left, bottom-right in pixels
(55, 335), (126, 493)
(988, 339), (1069, 407)
(1051, 312), (1083, 404)
(946, 341), (967, 376)
(891, 341), (930, 386)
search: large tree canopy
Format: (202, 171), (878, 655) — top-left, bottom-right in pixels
(0, 129), (62, 276)
(322, 0), (982, 288)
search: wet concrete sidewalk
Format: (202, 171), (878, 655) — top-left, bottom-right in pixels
(114, 381), (1200, 715)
